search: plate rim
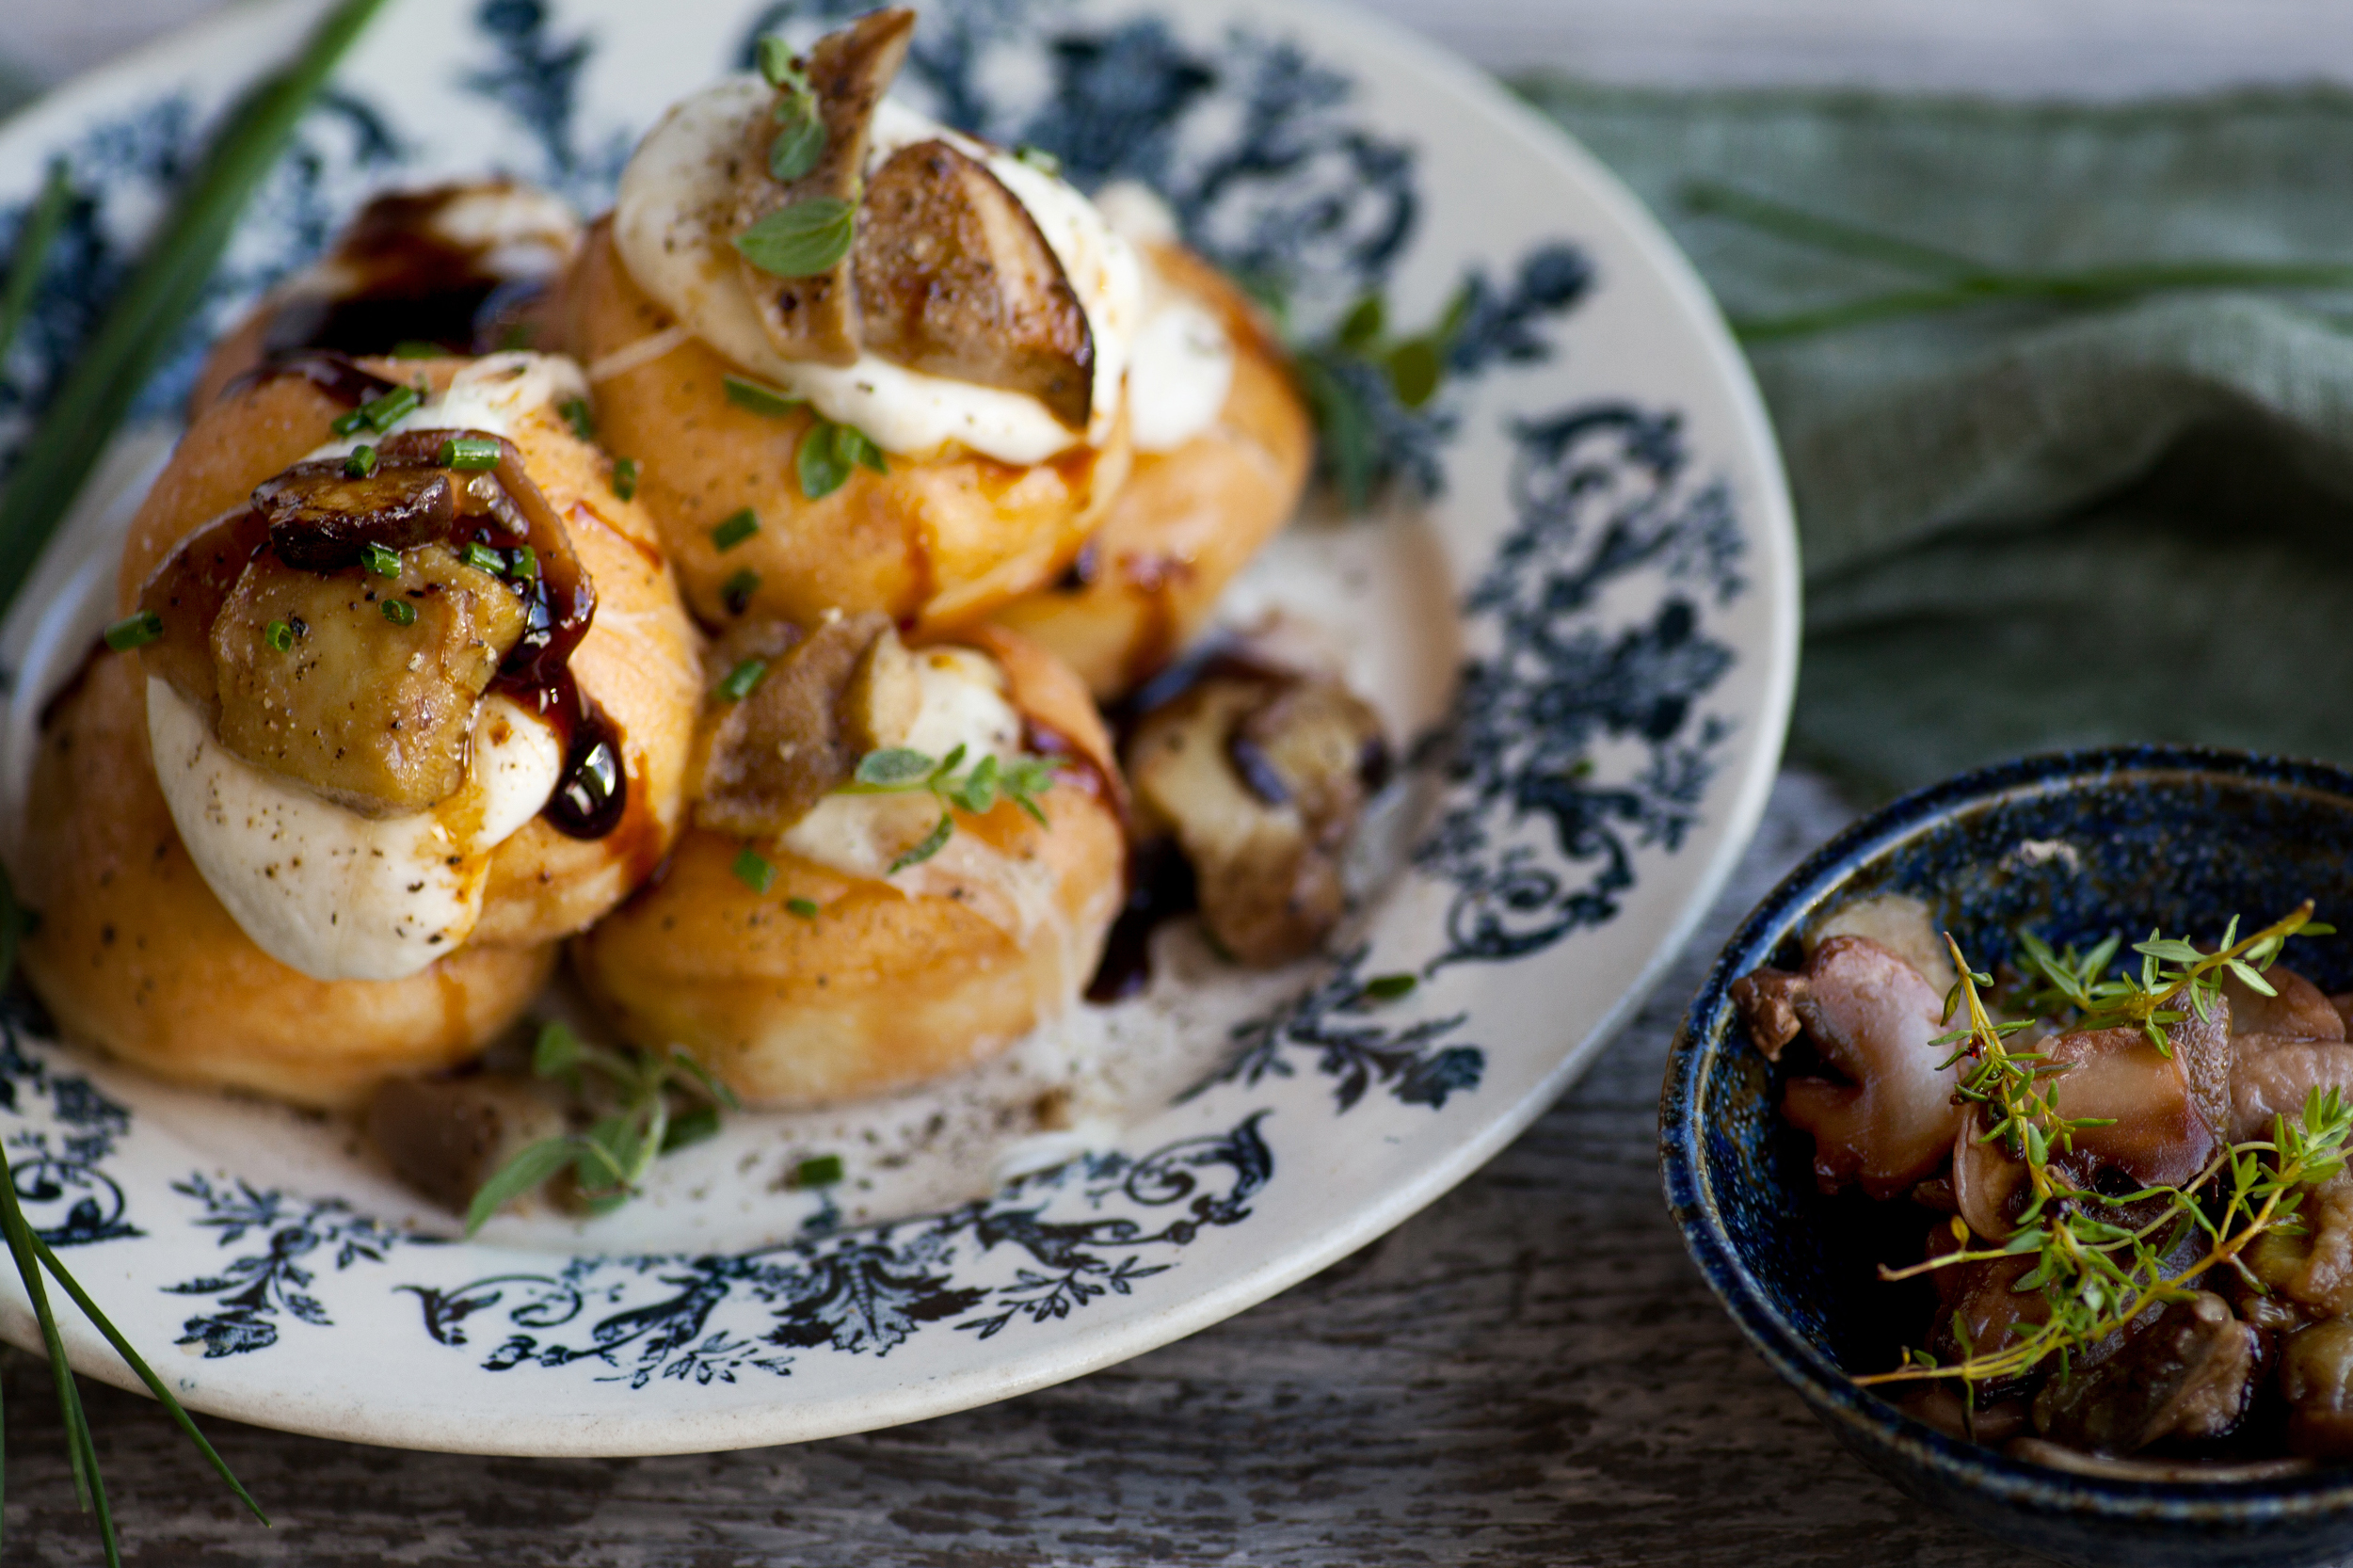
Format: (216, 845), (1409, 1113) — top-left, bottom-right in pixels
(0, 0), (1801, 1454)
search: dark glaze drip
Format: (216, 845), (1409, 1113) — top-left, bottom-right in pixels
(258, 187), (554, 360)
(220, 348), (402, 410)
(1086, 837), (1195, 1004)
(141, 425), (627, 840)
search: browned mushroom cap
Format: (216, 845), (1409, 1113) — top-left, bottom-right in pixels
(2283, 1319), (2353, 1460)
(2221, 964), (2345, 1041)
(855, 140), (1093, 428)
(2232, 1035), (2353, 1142)
(1124, 667), (1387, 968)
(690, 610), (897, 838)
(1744, 936), (1962, 1198)
(2031, 1293), (2258, 1455)
(732, 8), (916, 366)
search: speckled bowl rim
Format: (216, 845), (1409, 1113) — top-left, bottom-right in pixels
(1661, 744), (2353, 1528)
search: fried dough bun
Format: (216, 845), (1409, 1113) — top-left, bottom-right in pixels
(19, 648), (557, 1110)
(560, 217), (1130, 634)
(119, 353), (701, 955)
(573, 624), (1126, 1107)
(991, 243), (1312, 698)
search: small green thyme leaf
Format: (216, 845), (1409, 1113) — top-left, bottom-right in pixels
(734, 197), (856, 279)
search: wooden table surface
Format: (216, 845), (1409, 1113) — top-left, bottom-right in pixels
(0, 771), (2027, 1567)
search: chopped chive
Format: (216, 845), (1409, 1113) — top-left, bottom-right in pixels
(732, 845), (776, 893)
(509, 544), (538, 580)
(794, 1153), (844, 1188)
(558, 396), (596, 440)
(717, 658), (768, 701)
(438, 435), (501, 471)
(722, 568), (760, 615)
(390, 339), (442, 359)
(355, 382), (420, 433)
(611, 456), (640, 501)
(1363, 972), (1418, 1002)
(361, 541), (401, 578)
(723, 375), (806, 419)
(461, 542), (505, 575)
(786, 897), (819, 920)
(381, 598), (417, 627)
(1014, 144), (1063, 176)
(264, 619), (295, 651)
(102, 610), (163, 651)
(343, 443), (378, 477)
(0, 158), (72, 368)
(712, 507), (760, 552)
(329, 408), (367, 436)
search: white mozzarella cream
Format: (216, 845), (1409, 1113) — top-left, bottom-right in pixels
(306, 351), (585, 465)
(779, 645), (1094, 1001)
(148, 357), (589, 983)
(616, 77), (1240, 464)
(149, 680), (564, 983)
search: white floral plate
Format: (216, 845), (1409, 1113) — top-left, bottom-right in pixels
(0, 0), (1795, 1454)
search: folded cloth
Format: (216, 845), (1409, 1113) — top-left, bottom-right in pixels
(1524, 81), (2353, 796)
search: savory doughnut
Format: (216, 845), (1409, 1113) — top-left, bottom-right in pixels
(554, 8), (1282, 644)
(18, 648), (557, 1110)
(991, 237), (1313, 697)
(573, 622), (1126, 1106)
(113, 349), (700, 977)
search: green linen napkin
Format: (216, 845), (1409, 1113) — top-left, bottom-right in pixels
(1523, 81), (2353, 798)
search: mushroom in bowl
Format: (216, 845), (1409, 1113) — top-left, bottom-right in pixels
(1663, 746), (2353, 1568)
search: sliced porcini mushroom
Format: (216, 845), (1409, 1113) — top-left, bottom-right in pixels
(2231, 1035), (2353, 1142)
(854, 139), (1093, 427)
(1925, 1238), (2051, 1384)
(1992, 1021), (2226, 1198)
(365, 1072), (568, 1216)
(2004, 1438), (2311, 1483)
(2281, 1319), (2353, 1460)
(1751, 936), (1962, 1198)
(2221, 964), (2345, 1042)
(1951, 1106), (2033, 1240)
(253, 461), (457, 571)
(1803, 892), (1958, 997)
(2030, 1292), (2258, 1454)
(209, 542), (526, 816)
(732, 8), (917, 365)
(691, 610), (896, 837)
(2240, 1170), (2353, 1319)
(1124, 668), (1387, 968)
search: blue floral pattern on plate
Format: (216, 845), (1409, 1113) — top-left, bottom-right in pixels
(0, 0), (1792, 1447)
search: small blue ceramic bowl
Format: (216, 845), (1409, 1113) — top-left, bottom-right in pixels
(1662, 746), (2353, 1568)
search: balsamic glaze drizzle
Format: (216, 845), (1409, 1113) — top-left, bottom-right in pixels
(173, 360), (628, 840)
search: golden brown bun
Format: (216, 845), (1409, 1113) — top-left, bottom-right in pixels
(558, 218), (1132, 635)
(572, 627), (1125, 1107)
(120, 356), (703, 946)
(991, 244), (1311, 698)
(18, 649), (556, 1110)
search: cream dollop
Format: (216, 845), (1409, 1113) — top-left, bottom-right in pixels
(612, 76), (1152, 464)
(304, 351), (585, 465)
(149, 680), (563, 983)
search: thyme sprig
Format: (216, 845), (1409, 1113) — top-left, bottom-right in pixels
(465, 1022), (740, 1235)
(1682, 179), (2353, 344)
(1289, 285), (1473, 511)
(838, 744), (1060, 872)
(1857, 918), (2352, 1393)
(2016, 902), (2331, 1057)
